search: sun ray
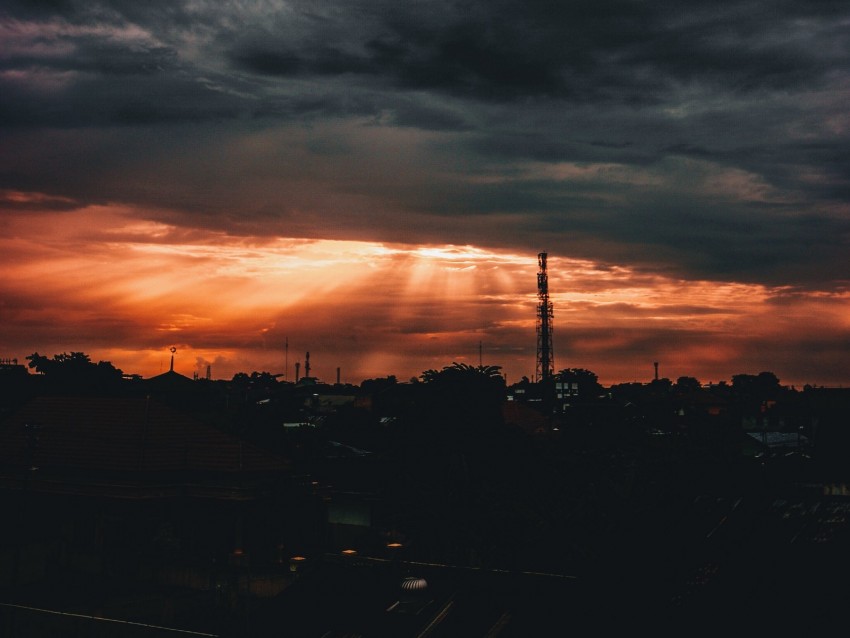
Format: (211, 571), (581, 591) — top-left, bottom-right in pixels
(2, 202), (848, 386)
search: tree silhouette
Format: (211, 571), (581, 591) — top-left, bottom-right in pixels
(421, 362), (504, 383)
(732, 371), (783, 404)
(421, 363), (504, 409)
(675, 376), (702, 393)
(419, 368), (441, 384)
(359, 375), (397, 394)
(413, 362), (506, 437)
(381, 362), (513, 564)
(26, 352), (123, 390)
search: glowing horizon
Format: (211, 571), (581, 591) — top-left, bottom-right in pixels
(3, 3), (850, 390)
(2, 200), (847, 389)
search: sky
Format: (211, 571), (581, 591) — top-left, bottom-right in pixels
(1, 1), (849, 387)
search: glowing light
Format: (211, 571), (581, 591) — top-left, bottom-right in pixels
(2, 200), (849, 387)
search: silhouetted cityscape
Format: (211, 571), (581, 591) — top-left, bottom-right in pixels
(1, 351), (848, 636)
(5, 0), (850, 633)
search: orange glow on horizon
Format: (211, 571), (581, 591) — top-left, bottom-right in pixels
(2, 200), (849, 388)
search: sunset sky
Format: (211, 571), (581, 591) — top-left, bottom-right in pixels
(1, 1), (849, 387)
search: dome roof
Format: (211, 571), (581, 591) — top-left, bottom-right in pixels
(400, 576), (428, 592)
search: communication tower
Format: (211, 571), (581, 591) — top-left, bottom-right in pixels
(536, 252), (554, 382)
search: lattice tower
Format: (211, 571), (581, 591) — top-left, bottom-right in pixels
(536, 252), (554, 382)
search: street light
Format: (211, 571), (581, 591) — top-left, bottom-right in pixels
(289, 555), (306, 574)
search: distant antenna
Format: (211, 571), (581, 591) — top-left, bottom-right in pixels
(285, 337), (289, 382)
(304, 351), (311, 379)
(295, 362), (300, 383)
(169, 346), (176, 373)
(536, 252), (554, 382)
(654, 361), (659, 381)
(336, 367), (341, 385)
(206, 364), (211, 380)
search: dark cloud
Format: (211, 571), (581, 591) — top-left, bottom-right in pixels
(0, 189), (81, 212)
(1, 0), (76, 19)
(0, 0), (848, 293)
(232, 50), (304, 76)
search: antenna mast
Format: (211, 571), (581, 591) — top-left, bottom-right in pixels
(536, 252), (554, 382)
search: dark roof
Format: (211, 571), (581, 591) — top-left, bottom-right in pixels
(745, 431), (809, 449)
(0, 395), (288, 474)
(502, 401), (551, 433)
(144, 369), (198, 390)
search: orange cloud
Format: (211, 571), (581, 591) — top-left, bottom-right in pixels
(1, 200), (848, 387)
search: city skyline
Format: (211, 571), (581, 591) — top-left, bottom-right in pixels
(2, 2), (849, 387)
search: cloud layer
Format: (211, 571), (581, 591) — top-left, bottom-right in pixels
(1, 1), (849, 385)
